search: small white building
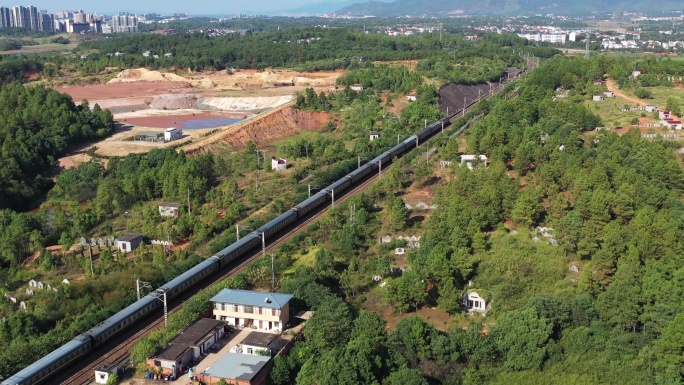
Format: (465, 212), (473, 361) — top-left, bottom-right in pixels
(95, 361), (126, 385)
(164, 127), (183, 142)
(115, 233), (144, 253)
(460, 155), (488, 170)
(405, 94), (417, 101)
(240, 332), (277, 356)
(645, 105), (658, 112)
(463, 290), (489, 315)
(592, 95), (604, 102)
(369, 131), (381, 141)
(350, 84), (364, 91)
(603, 91), (615, 98)
(159, 202), (182, 218)
(660, 110), (672, 120)
(271, 158), (287, 171)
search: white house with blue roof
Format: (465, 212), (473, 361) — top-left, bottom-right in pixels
(210, 289), (293, 332)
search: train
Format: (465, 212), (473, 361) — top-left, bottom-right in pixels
(0, 93), (493, 385)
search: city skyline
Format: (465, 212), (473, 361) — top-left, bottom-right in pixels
(0, 0), (358, 14)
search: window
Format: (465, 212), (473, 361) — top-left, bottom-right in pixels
(258, 307), (262, 315)
(244, 305), (254, 314)
(247, 348), (253, 354)
(272, 309), (277, 316)
(474, 301), (480, 308)
(234, 304), (239, 312)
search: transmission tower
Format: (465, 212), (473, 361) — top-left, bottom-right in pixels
(585, 30), (591, 58)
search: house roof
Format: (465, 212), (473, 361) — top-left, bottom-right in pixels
(116, 233), (143, 242)
(203, 353), (271, 381)
(157, 319), (225, 361)
(159, 202), (182, 208)
(460, 155), (488, 162)
(467, 289), (491, 302)
(370, 131), (381, 136)
(242, 332), (277, 348)
(210, 289), (292, 309)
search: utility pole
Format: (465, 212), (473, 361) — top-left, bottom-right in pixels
(187, 188), (191, 216)
(163, 291), (168, 327)
(136, 279), (152, 300)
(88, 244), (94, 276)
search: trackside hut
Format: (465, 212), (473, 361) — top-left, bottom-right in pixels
(148, 319), (227, 376)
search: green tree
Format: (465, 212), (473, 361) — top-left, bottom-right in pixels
(383, 368), (428, 385)
(492, 307), (553, 370)
(304, 295), (353, 352)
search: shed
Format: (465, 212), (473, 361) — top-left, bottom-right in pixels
(405, 94), (417, 101)
(199, 353), (272, 385)
(164, 127), (183, 142)
(369, 131), (381, 141)
(592, 95), (604, 102)
(460, 155), (488, 170)
(94, 360), (127, 385)
(645, 105), (658, 112)
(463, 290), (490, 315)
(159, 203), (182, 218)
(115, 233), (144, 253)
(149, 318), (227, 377)
(660, 110), (672, 120)
(350, 84), (364, 91)
(271, 158), (288, 171)
(241, 332), (277, 356)
(603, 91), (615, 98)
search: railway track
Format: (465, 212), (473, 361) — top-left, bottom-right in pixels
(62, 61), (537, 385)
(63, 157), (389, 385)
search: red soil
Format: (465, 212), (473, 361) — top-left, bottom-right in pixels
(56, 81), (192, 101)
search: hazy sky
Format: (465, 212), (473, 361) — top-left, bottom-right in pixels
(5, 0), (356, 14)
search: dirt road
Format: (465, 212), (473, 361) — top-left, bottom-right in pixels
(606, 79), (648, 106)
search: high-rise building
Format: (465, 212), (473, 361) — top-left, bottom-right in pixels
(0, 7), (11, 28)
(110, 13), (138, 33)
(73, 12), (86, 24)
(12, 6), (29, 28)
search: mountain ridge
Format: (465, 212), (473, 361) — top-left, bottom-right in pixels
(334, 0), (683, 16)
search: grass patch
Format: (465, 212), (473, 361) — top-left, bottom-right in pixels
(283, 246), (319, 275)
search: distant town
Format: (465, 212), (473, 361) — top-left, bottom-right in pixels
(0, 5), (190, 33)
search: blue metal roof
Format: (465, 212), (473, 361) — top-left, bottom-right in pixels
(203, 353), (270, 381)
(210, 289), (292, 309)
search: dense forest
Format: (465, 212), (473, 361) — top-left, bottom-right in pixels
(69, 30), (539, 74)
(0, 85), (113, 210)
(246, 54), (684, 385)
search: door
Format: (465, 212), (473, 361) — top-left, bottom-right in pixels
(259, 320), (263, 329)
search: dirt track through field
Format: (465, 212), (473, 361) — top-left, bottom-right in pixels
(606, 79), (648, 106)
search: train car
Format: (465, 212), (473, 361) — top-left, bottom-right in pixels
(257, 209), (298, 239)
(294, 190), (328, 218)
(348, 162), (376, 184)
(160, 257), (219, 297)
(87, 295), (159, 344)
(0, 335), (92, 385)
(326, 176), (353, 197)
(389, 141), (406, 158)
(371, 151), (392, 169)
(215, 235), (262, 267)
